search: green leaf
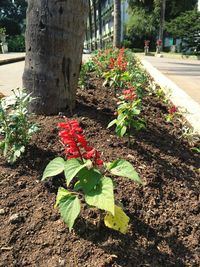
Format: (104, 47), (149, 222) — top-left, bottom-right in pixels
(78, 168), (102, 193)
(42, 157), (65, 181)
(73, 181), (82, 191)
(55, 187), (71, 208)
(106, 159), (143, 184)
(85, 176), (115, 215)
(107, 119), (117, 128)
(191, 147), (200, 153)
(58, 194), (81, 231)
(64, 158), (88, 186)
(132, 107), (141, 115)
(116, 114), (127, 126)
(104, 205), (130, 234)
(120, 125), (127, 137)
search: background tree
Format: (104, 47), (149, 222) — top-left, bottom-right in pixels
(0, 0), (27, 35)
(23, 0), (88, 115)
(126, 0), (197, 49)
(158, 0), (166, 50)
(92, 0), (98, 49)
(97, 0), (103, 49)
(88, 0), (93, 50)
(166, 9), (200, 53)
(113, 0), (121, 48)
(0, 0), (27, 51)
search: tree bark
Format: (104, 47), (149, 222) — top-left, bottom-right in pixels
(97, 0), (102, 49)
(88, 0), (93, 51)
(92, 0), (97, 49)
(113, 0), (121, 48)
(158, 0), (166, 51)
(23, 0), (88, 115)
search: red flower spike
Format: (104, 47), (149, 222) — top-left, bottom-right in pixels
(123, 86), (137, 101)
(58, 119), (104, 166)
(169, 105), (177, 114)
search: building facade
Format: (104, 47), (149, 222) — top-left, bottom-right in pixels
(84, 0), (129, 49)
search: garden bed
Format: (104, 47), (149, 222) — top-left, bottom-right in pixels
(0, 77), (200, 266)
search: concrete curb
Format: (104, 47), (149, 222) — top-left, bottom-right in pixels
(0, 56), (25, 66)
(140, 58), (200, 135)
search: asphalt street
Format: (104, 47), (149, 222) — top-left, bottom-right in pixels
(140, 56), (200, 104)
(0, 61), (24, 96)
(0, 54), (91, 96)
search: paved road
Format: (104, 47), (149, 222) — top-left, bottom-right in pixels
(0, 52), (25, 62)
(0, 54), (91, 96)
(0, 61), (24, 96)
(140, 55), (200, 104)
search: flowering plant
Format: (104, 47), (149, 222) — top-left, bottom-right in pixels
(92, 48), (118, 76)
(165, 105), (178, 123)
(79, 60), (95, 89)
(42, 119), (142, 233)
(108, 86), (146, 146)
(156, 39), (162, 46)
(144, 40), (150, 47)
(0, 89), (39, 163)
(103, 48), (130, 92)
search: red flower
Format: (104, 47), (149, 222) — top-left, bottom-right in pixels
(58, 119), (104, 166)
(123, 86), (137, 101)
(108, 48), (128, 71)
(169, 105), (177, 114)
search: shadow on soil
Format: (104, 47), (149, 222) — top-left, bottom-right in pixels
(73, 214), (195, 267)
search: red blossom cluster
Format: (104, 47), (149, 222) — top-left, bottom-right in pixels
(123, 85), (137, 101)
(156, 39), (162, 46)
(104, 48), (113, 54)
(169, 105), (177, 114)
(144, 40), (150, 47)
(109, 47), (128, 71)
(58, 119), (104, 166)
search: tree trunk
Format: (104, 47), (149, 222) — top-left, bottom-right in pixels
(113, 0), (121, 48)
(88, 0), (93, 51)
(92, 0), (97, 49)
(98, 0), (102, 49)
(23, 0), (88, 115)
(158, 0), (166, 51)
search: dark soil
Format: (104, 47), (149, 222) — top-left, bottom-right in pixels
(0, 76), (200, 267)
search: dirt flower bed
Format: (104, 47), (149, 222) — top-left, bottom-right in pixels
(0, 72), (200, 267)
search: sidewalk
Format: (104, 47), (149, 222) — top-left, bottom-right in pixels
(0, 54), (90, 97)
(138, 55), (200, 134)
(0, 53), (25, 65)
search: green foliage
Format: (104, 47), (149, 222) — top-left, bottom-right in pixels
(127, 6), (157, 39)
(108, 97), (145, 146)
(57, 189), (81, 232)
(42, 157), (65, 181)
(126, 0), (197, 49)
(42, 156), (142, 232)
(121, 39), (132, 48)
(106, 159), (142, 184)
(0, 89), (39, 164)
(7, 35), (25, 52)
(85, 176), (115, 215)
(0, 0), (27, 36)
(0, 18), (21, 36)
(191, 147), (200, 154)
(0, 27), (6, 37)
(165, 10), (200, 53)
(79, 60), (96, 88)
